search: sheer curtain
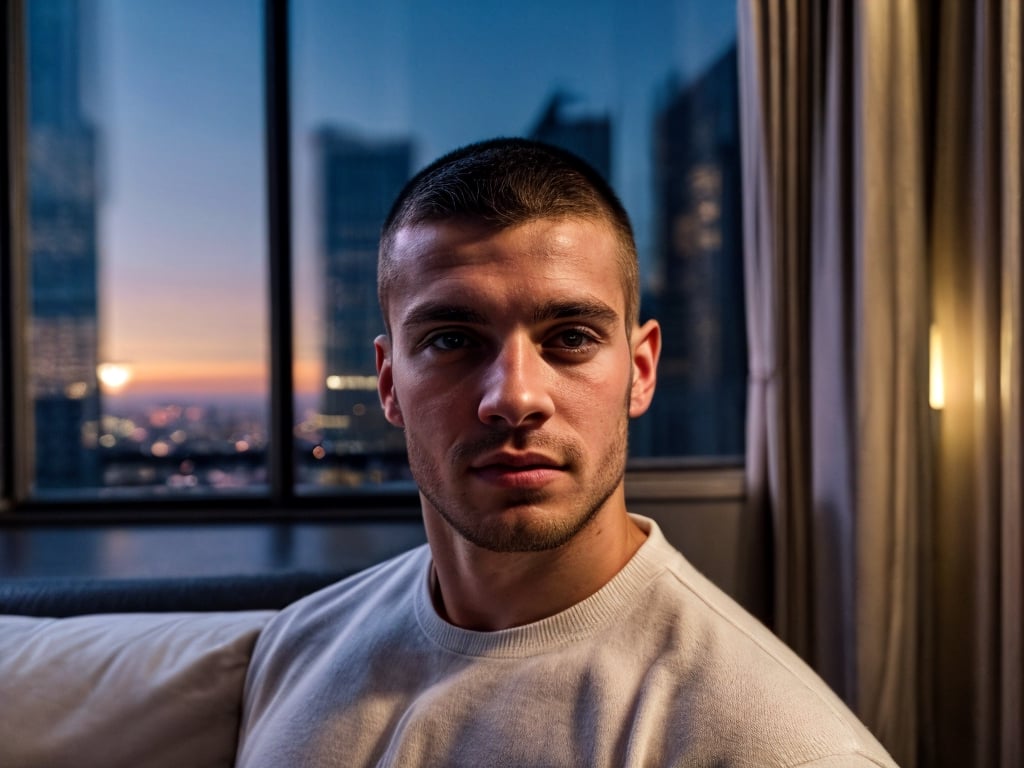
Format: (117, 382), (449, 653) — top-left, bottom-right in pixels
(737, 1), (1022, 766)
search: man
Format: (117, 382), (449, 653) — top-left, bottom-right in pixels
(237, 139), (897, 767)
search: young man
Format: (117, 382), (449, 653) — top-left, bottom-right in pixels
(237, 139), (897, 767)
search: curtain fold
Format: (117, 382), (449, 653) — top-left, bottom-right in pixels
(852, 4), (928, 759)
(931, 0), (1023, 765)
(738, 0), (816, 676)
(739, 0), (926, 724)
(996, 8), (1022, 765)
(738, 0), (1022, 765)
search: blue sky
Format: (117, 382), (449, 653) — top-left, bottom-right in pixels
(85, 0), (736, 397)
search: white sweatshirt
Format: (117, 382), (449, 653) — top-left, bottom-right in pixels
(237, 516), (897, 767)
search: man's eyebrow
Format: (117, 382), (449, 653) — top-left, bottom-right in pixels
(533, 299), (620, 325)
(401, 302), (488, 329)
(400, 299), (621, 330)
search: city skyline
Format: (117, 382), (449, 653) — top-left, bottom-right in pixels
(25, 0), (743, 492)
(72, 0), (736, 401)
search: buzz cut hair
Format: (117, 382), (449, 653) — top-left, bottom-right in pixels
(377, 137), (640, 332)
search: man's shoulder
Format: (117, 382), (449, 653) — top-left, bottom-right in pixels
(632, 527), (896, 765)
(252, 544), (430, 656)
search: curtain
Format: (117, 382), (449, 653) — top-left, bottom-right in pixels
(738, 1), (1022, 766)
(930, 2), (1023, 766)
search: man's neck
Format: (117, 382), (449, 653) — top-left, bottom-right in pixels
(424, 506), (647, 631)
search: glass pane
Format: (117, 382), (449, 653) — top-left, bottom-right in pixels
(291, 0), (745, 491)
(25, 0), (267, 496)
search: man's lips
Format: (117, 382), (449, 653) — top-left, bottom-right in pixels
(470, 451), (564, 470)
(468, 452), (567, 487)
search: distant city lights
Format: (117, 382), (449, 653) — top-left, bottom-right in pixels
(326, 374), (378, 391)
(65, 381), (89, 399)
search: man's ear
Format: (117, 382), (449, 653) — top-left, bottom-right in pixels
(375, 334), (405, 428)
(629, 319), (661, 418)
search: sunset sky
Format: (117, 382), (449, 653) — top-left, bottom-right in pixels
(80, 0), (735, 402)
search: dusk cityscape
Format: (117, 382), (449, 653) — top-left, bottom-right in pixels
(25, 0), (743, 496)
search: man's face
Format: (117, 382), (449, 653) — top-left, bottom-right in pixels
(375, 217), (659, 553)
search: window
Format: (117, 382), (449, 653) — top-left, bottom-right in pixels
(2, 0), (744, 513)
(23, 0), (268, 498)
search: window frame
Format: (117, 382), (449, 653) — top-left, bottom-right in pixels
(0, 0), (744, 524)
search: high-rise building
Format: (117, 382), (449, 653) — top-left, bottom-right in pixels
(524, 93), (674, 454)
(649, 45), (746, 456)
(529, 92), (612, 182)
(315, 129), (412, 474)
(27, 0), (102, 490)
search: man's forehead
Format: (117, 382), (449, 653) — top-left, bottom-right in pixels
(392, 240), (625, 314)
(383, 217), (630, 330)
(389, 216), (618, 261)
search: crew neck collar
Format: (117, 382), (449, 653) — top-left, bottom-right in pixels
(413, 515), (669, 658)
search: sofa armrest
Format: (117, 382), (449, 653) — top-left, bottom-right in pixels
(0, 570), (348, 617)
(0, 611), (272, 768)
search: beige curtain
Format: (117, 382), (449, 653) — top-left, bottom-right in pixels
(738, 1), (1022, 766)
(930, 2), (1023, 766)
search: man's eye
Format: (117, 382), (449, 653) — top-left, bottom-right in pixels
(429, 331), (472, 351)
(554, 329), (594, 350)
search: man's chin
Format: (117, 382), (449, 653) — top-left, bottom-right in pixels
(441, 503), (600, 554)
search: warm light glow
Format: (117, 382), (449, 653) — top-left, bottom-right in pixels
(97, 362), (132, 392)
(930, 325), (945, 410)
(326, 374), (378, 391)
(315, 414), (351, 429)
(100, 360), (268, 398)
(65, 381), (89, 399)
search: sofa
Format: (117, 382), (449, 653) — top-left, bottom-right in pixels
(0, 571), (347, 768)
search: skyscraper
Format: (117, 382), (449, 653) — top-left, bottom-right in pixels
(315, 129), (412, 478)
(649, 45), (746, 456)
(529, 92), (612, 182)
(27, 0), (102, 490)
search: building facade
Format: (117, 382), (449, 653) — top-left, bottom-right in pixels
(315, 129), (412, 483)
(648, 46), (746, 456)
(27, 0), (102, 490)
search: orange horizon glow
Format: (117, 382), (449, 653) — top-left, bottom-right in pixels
(99, 357), (326, 399)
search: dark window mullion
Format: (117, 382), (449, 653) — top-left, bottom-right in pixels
(0, 0), (12, 506)
(265, 0), (295, 505)
(1, 0), (30, 507)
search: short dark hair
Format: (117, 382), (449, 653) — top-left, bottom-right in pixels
(378, 137), (639, 330)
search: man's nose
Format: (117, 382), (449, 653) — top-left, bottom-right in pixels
(477, 336), (555, 428)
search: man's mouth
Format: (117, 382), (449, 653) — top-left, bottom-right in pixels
(469, 452), (566, 488)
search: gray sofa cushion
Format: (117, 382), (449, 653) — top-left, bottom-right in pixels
(0, 611), (273, 768)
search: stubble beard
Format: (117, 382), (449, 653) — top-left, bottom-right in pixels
(405, 409), (631, 554)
